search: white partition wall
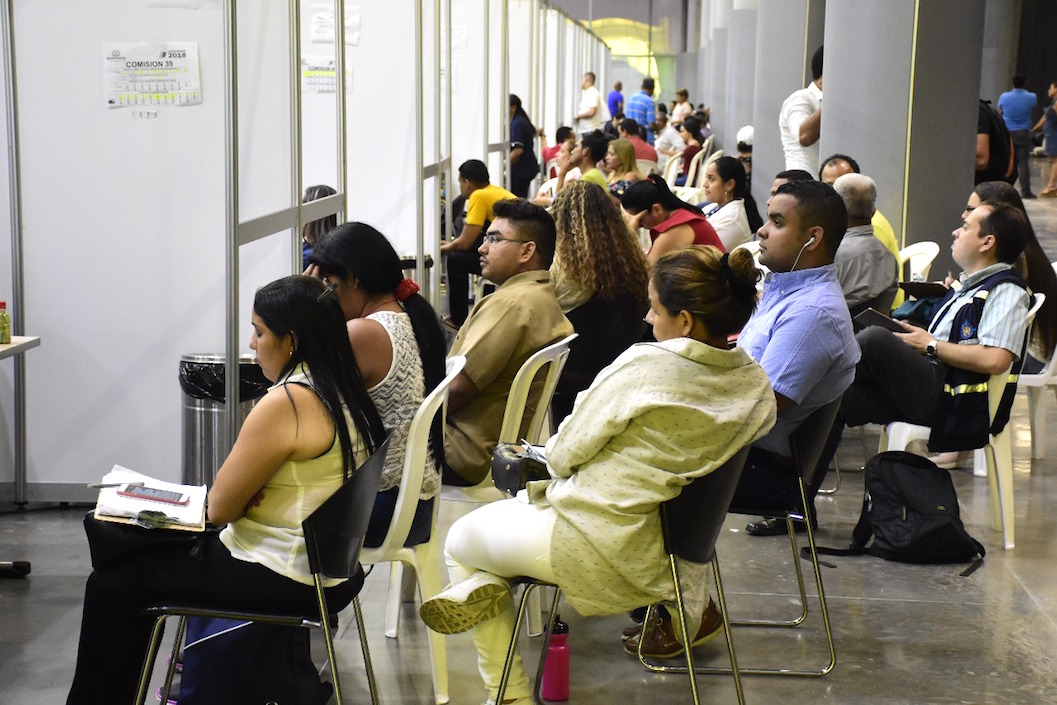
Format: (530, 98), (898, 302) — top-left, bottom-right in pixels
(5, 1), (228, 496)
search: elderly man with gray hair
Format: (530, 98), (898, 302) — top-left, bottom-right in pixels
(832, 173), (899, 314)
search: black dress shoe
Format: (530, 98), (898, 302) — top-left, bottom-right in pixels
(745, 517), (811, 536)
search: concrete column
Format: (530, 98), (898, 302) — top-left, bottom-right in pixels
(749, 0), (825, 207)
(705, 0), (731, 143)
(823, 0), (985, 273)
(979, 0), (1021, 104)
(724, 0), (757, 149)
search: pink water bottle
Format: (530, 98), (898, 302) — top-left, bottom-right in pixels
(541, 617), (570, 701)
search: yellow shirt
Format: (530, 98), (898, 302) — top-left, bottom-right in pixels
(872, 210), (903, 307)
(466, 183), (516, 227)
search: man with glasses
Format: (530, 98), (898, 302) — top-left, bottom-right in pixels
(442, 199), (573, 486)
(441, 159), (516, 327)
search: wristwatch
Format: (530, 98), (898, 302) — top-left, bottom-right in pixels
(925, 339), (939, 359)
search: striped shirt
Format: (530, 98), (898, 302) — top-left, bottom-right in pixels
(929, 263), (1030, 357)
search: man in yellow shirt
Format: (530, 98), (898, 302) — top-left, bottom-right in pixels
(441, 159), (516, 325)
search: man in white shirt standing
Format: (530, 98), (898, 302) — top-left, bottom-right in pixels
(575, 72), (603, 135)
(779, 46), (824, 174)
(653, 114), (685, 170)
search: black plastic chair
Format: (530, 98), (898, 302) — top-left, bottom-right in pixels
(495, 447), (752, 705)
(720, 398), (842, 677)
(133, 437), (391, 705)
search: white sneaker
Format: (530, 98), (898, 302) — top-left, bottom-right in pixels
(419, 571), (511, 634)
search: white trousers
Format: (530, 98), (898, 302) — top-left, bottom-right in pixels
(444, 497), (558, 701)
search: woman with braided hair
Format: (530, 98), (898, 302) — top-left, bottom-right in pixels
(308, 222), (446, 547)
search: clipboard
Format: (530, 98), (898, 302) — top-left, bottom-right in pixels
(94, 465), (206, 532)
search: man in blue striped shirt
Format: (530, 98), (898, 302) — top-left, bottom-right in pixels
(732, 180), (859, 536)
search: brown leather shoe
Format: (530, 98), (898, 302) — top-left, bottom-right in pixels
(622, 600), (723, 658)
(621, 622), (643, 641)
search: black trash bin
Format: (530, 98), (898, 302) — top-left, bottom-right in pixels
(179, 354), (270, 487)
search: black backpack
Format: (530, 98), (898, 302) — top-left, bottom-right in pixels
(853, 451), (985, 564)
(813, 452), (985, 569)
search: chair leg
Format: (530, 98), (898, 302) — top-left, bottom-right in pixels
(158, 617), (188, 704)
(351, 596), (380, 705)
(988, 432), (1016, 550)
(731, 517), (808, 628)
(711, 557), (745, 704)
(133, 616), (169, 705)
(669, 557), (701, 705)
(1028, 386), (1045, 460)
(385, 561), (403, 639)
(817, 457), (841, 494)
(496, 584), (559, 705)
(526, 585), (544, 637)
(412, 544), (451, 705)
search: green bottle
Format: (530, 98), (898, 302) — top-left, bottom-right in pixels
(0, 301), (11, 344)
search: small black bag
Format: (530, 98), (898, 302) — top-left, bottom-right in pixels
(491, 443), (549, 496)
(852, 451), (985, 564)
(174, 618), (333, 705)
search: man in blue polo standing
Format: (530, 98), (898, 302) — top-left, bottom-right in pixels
(625, 77), (657, 145)
(998, 74), (1038, 199)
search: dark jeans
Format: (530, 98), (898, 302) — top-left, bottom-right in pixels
(67, 516), (359, 705)
(1012, 129), (1033, 195)
(511, 175), (534, 199)
(842, 326), (946, 428)
(445, 247), (482, 325)
(440, 459), (477, 487)
(363, 487), (435, 548)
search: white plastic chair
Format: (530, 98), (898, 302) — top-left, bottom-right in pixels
(636, 159), (658, 176)
(682, 149), (707, 190)
(440, 334), (576, 635)
(1020, 263), (1057, 459)
(898, 241), (940, 282)
(878, 293), (1045, 550)
(544, 158), (558, 180)
(661, 150), (684, 184)
(360, 355), (466, 705)
(441, 333), (577, 504)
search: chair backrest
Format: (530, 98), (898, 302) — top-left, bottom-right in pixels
(700, 134), (715, 160)
(897, 241), (940, 282)
(360, 357), (466, 560)
(683, 148), (707, 188)
(661, 446), (751, 563)
(302, 436), (390, 579)
(1022, 273), (1057, 385)
(989, 292), (1046, 413)
(789, 397), (843, 489)
(637, 159), (658, 176)
(662, 150), (683, 184)
(704, 149), (724, 168)
(544, 158), (558, 180)
(497, 333), (577, 445)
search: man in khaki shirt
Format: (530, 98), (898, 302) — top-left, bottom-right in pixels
(443, 199), (574, 486)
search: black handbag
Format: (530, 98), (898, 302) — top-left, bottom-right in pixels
(491, 443), (549, 496)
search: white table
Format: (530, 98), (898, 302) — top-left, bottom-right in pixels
(0, 336), (40, 505)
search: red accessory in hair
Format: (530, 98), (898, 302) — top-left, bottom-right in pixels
(395, 278), (420, 302)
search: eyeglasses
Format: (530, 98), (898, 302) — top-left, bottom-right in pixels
(483, 232), (531, 246)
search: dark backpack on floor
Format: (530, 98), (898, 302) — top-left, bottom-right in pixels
(852, 451), (985, 564)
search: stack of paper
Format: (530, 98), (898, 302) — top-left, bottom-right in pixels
(94, 465), (207, 532)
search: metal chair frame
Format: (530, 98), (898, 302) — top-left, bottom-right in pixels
(133, 438), (392, 705)
(713, 399), (843, 677)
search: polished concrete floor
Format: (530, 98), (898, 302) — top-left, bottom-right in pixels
(3, 164), (1057, 704)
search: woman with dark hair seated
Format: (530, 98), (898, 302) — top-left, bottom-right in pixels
(308, 222), (447, 547)
(621, 173), (725, 266)
(673, 116), (706, 186)
(701, 155), (763, 249)
(301, 184), (337, 270)
(548, 180), (651, 421)
(67, 276), (386, 704)
(418, 246), (776, 705)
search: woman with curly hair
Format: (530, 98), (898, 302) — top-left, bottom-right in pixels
(549, 180), (651, 419)
(603, 138), (644, 201)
